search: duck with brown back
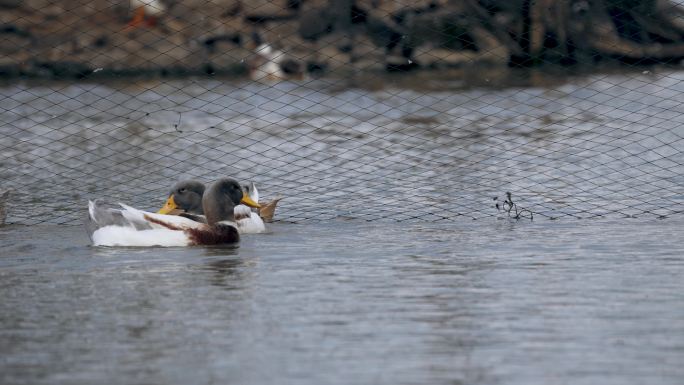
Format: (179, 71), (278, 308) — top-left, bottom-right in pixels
(88, 178), (248, 247)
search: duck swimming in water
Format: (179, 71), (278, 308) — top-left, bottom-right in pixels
(87, 178), (258, 247)
(157, 180), (276, 234)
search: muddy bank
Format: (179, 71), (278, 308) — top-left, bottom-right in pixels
(2, 0), (684, 79)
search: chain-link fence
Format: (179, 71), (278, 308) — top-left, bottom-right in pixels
(1, 0), (683, 225)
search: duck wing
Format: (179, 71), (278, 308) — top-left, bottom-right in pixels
(87, 200), (198, 247)
(118, 203), (202, 230)
(86, 200), (151, 240)
(234, 204), (266, 234)
(178, 212), (207, 223)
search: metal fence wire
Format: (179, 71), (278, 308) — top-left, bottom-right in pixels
(1, 0), (683, 225)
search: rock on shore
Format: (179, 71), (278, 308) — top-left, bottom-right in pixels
(0, 0), (509, 78)
(1, 0), (684, 79)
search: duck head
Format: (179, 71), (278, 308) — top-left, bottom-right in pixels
(158, 179), (260, 217)
(203, 178), (260, 225)
(157, 180), (205, 215)
(241, 181), (259, 204)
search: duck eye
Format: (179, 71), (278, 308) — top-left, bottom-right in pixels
(179, 188), (186, 193)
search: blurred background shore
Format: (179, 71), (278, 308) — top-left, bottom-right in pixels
(2, 0), (684, 79)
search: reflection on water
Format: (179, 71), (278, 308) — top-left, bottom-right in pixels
(0, 221), (682, 385)
(200, 256), (251, 289)
(0, 70), (682, 224)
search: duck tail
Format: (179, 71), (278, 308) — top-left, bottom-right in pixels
(85, 200), (99, 241)
(88, 200), (97, 223)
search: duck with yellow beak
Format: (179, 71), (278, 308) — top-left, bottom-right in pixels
(87, 178), (245, 247)
(158, 180), (267, 234)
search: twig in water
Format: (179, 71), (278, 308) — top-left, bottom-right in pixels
(494, 192), (533, 220)
(173, 111), (183, 133)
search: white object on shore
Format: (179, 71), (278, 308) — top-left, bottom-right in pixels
(130, 0), (166, 15)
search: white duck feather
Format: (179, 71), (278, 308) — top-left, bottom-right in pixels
(87, 178), (243, 247)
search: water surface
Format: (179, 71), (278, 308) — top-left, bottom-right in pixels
(1, 220), (682, 385)
(1, 69), (683, 384)
(1, 70), (682, 224)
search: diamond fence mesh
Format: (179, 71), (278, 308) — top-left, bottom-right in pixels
(1, 0), (683, 225)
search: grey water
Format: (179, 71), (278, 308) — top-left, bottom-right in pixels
(1, 69), (682, 224)
(1, 219), (683, 385)
(1, 69), (683, 384)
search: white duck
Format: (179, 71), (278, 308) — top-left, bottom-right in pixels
(86, 178), (258, 247)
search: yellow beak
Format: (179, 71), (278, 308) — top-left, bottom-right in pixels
(241, 194), (260, 208)
(157, 194), (178, 214)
